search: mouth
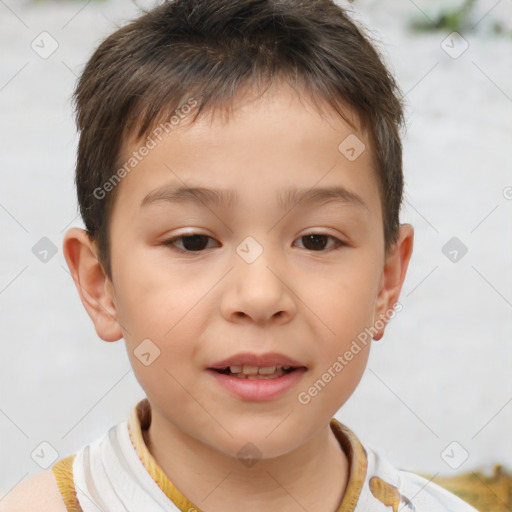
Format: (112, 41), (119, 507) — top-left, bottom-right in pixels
(207, 352), (307, 401)
(208, 352), (307, 380)
(211, 365), (301, 379)
(208, 366), (307, 402)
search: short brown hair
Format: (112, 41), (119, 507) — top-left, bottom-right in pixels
(73, 0), (404, 279)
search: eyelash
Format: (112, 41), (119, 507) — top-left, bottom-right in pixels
(162, 233), (347, 254)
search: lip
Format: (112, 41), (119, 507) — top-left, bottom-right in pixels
(208, 352), (306, 370)
(207, 367), (307, 401)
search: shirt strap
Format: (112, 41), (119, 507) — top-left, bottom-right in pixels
(51, 454), (84, 512)
(330, 419), (368, 511)
(128, 399), (201, 511)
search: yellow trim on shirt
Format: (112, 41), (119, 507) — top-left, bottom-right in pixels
(128, 399), (203, 512)
(51, 454), (84, 512)
(330, 418), (368, 511)
(128, 398), (368, 512)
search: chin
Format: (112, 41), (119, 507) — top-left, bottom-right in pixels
(208, 423), (306, 461)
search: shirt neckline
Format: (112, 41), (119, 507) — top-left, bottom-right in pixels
(127, 398), (368, 512)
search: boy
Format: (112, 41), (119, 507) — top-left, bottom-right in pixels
(2, 0), (479, 510)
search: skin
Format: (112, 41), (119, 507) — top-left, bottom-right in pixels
(62, 82), (413, 512)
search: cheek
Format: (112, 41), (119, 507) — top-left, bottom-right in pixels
(310, 261), (381, 338)
(296, 343), (370, 418)
(111, 251), (210, 361)
(112, 248), (201, 338)
(303, 252), (380, 396)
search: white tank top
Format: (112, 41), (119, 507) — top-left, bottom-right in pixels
(72, 420), (182, 512)
(52, 399), (479, 512)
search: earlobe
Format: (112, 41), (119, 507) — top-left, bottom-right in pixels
(373, 224), (414, 340)
(62, 227), (123, 342)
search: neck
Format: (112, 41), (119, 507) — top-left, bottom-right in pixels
(143, 410), (350, 512)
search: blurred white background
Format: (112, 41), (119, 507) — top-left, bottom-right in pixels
(1, 0), (511, 497)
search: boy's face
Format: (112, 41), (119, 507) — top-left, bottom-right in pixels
(65, 82), (413, 459)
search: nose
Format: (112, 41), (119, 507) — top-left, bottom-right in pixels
(220, 242), (297, 326)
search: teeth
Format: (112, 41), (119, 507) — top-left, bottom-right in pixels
(240, 369), (284, 379)
(242, 365), (259, 375)
(224, 364), (295, 379)
(258, 366), (277, 375)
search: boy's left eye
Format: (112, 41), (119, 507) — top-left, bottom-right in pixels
(161, 233), (346, 254)
(295, 233), (346, 251)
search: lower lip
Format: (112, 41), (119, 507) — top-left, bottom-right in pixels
(207, 368), (307, 401)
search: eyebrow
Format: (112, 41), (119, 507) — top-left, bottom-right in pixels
(140, 184), (368, 211)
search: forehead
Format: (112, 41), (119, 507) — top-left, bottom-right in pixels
(113, 82), (381, 221)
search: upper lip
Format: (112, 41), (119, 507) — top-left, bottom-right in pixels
(208, 352), (306, 369)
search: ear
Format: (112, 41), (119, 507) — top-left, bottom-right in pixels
(372, 224), (414, 340)
(62, 227), (123, 342)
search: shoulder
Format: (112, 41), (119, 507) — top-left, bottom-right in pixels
(361, 444), (479, 512)
(396, 469), (479, 511)
(0, 470), (68, 512)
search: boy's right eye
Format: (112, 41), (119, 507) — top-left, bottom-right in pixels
(162, 234), (219, 253)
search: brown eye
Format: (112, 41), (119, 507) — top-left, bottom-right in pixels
(163, 234), (218, 253)
(295, 234), (345, 252)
